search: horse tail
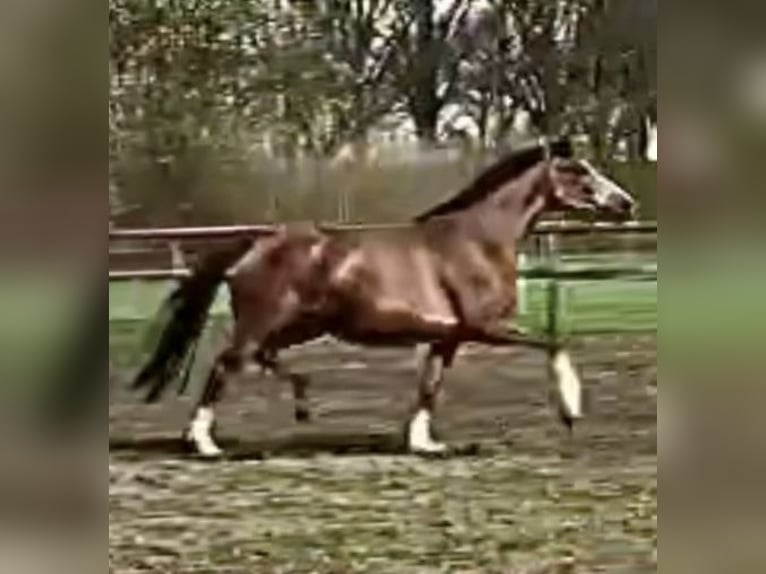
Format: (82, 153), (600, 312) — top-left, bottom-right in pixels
(131, 237), (253, 403)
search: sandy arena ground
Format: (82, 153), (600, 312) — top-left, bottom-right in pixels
(110, 334), (656, 573)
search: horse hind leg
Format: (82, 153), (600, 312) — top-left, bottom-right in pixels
(186, 347), (242, 457)
(407, 342), (457, 454)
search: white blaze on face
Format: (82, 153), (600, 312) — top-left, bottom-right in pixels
(553, 350), (583, 420)
(647, 121), (658, 162)
(581, 160), (635, 215)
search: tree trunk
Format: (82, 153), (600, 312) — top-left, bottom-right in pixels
(410, 0), (441, 145)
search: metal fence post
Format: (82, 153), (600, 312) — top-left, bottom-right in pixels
(544, 232), (562, 345)
(546, 274), (561, 345)
(517, 252), (528, 316)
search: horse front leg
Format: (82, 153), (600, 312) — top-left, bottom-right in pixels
(471, 324), (583, 429)
(408, 342), (457, 454)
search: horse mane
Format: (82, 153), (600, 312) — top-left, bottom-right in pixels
(414, 137), (574, 222)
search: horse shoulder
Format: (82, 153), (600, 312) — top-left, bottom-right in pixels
(486, 242), (519, 284)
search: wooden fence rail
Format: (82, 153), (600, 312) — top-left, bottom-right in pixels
(109, 222), (657, 337)
(108, 263), (657, 283)
(109, 221), (657, 282)
(110, 220), (657, 241)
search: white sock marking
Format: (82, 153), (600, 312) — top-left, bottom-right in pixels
(188, 407), (223, 457)
(554, 351), (583, 419)
(408, 409), (446, 453)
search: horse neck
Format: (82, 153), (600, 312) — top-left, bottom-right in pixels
(461, 163), (550, 246)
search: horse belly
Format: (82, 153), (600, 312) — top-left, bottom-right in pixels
(337, 271), (457, 344)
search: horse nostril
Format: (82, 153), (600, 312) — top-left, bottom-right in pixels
(616, 195), (635, 215)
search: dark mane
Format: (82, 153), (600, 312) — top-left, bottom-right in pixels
(414, 137), (574, 222)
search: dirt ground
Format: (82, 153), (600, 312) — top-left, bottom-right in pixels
(109, 334), (656, 573)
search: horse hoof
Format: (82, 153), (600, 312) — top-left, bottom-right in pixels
(197, 448), (224, 459)
(557, 403), (580, 436)
(193, 441), (225, 459)
(183, 427), (225, 459)
(407, 409), (448, 455)
(409, 441), (448, 456)
(412, 447), (449, 458)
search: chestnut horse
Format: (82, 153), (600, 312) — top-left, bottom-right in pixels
(132, 138), (636, 456)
